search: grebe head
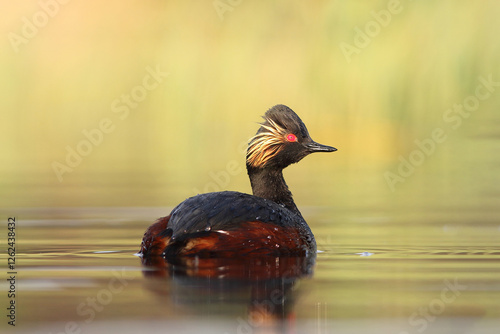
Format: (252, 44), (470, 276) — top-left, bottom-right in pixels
(246, 104), (337, 170)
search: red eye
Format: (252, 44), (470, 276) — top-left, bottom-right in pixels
(286, 134), (297, 142)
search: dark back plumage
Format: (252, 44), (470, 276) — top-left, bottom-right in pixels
(168, 191), (312, 238)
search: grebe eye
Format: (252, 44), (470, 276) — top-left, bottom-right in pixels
(286, 134), (297, 142)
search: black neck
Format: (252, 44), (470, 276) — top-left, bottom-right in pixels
(247, 166), (302, 217)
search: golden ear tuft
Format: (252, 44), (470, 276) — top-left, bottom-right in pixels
(246, 117), (288, 168)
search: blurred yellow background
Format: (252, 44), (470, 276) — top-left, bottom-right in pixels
(1, 0), (499, 210)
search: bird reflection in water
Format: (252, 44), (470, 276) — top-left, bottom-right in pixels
(141, 254), (315, 333)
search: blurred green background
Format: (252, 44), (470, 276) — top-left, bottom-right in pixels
(2, 0), (499, 211)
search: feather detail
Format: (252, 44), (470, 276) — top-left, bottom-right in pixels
(246, 117), (288, 168)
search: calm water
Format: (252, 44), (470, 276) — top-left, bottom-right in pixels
(2, 205), (499, 334)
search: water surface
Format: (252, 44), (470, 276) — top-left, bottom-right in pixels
(3, 206), (499, 334)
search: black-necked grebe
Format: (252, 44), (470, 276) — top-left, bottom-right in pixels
(139, 104), (336, 259)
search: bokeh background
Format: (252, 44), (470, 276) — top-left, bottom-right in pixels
(2, 2), (500, 333)
(2, 0), (499, 212)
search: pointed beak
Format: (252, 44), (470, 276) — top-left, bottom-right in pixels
(305, 141), (337, 153)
